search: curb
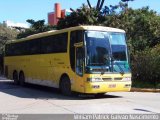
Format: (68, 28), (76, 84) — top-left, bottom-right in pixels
(131, 88), (160, 93)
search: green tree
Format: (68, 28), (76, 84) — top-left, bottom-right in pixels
(103, 7), (160, 53)
(17, 19), (55, 39)
(132, 44), (160, 88)
(0, 23), (18, 52)
(57, 0), (107, 29)
(0, 23), (18, 74)
(103, 5), (160, 87)
(57, 4), (103, 29)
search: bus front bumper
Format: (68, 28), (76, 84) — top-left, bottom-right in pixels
(84, 81), (132, 93)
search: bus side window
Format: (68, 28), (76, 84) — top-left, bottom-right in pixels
(41, 33), (68, 54)
(28, 39), (41, 55)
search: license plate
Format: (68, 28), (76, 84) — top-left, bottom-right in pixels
(109, 84), (116, 88)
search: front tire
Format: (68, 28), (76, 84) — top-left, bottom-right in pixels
(60, 76), (72, 96)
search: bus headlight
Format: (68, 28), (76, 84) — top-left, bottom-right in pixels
(122, 77), (131, 81)
(87, 77), (103, 82)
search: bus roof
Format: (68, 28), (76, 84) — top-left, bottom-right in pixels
(7, 26), (125, 44)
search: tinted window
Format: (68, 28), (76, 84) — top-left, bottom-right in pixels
(5, 32), (68, 56)
(28, 39), (41, 54)
(5, 44), (12, 56)
(5, 39), (40, 56)
(41, 32), (68, 53)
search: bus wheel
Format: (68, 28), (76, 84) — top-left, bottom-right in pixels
(13, 71), (19, 85)
(19, 72), (25, 86)
(60, 76), (72, 96)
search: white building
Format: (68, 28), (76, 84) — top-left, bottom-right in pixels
(3, 20), (29, 29)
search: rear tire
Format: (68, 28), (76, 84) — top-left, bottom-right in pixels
(13, 71), (19, 85)
(60, 76), (72, 96)
(19, 72), (25, 86)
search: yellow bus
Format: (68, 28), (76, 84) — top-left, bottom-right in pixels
(4, 26), (131, 95)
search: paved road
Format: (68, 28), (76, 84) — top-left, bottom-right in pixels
(0, 77), (160, 114)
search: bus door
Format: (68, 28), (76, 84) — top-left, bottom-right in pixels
(75, 43), (85, 92)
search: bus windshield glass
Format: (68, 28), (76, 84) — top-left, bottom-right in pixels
(85, 31), (130, 73)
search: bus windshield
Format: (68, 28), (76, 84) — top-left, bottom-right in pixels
(85, 31), (130, 73)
